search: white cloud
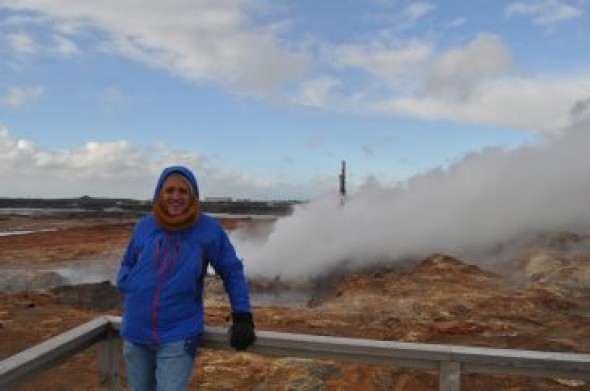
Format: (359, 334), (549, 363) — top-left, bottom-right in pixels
(333, 40), (433, 89)
(0, 126), (329, 199)
(0, 0), (308, 95)
(3, 86), (45, 109)
(53, 34), (79, 56)
(295, 76), (340, 108)
(423, 34), (513, 99)
(404, 2), (436, 23)
(2, 1), (588, 135)
(368, 1), (435, 30)
(315, 33), (590, 132)
(447, 17), (467, 28)
(505, 0), (584, 26)
(382, 76), (590, 131)
(7, 31), (36, 54)
(328, 34), (510, 100)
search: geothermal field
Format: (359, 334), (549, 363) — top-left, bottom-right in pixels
(0, 205), (589, 390)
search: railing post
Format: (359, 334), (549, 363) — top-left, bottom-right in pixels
(97, 329), (121, 391)
(440, 360), (461, 391)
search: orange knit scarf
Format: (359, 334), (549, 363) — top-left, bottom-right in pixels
(153, 192), (200, 232)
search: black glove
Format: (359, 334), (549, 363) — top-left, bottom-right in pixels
(230, 311), (256, 351)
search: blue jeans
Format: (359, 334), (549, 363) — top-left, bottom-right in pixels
(123, 337), (199, 391)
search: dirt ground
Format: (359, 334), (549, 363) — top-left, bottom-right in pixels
(0, 214), (267, 266)
(1, 214), (589, 390)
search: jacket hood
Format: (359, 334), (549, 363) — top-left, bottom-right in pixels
(153, 166), (199, 201)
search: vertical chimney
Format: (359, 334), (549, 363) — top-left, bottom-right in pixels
(339, 160), (346, 204)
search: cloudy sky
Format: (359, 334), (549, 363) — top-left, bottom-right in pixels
(1, 0), (590, 200)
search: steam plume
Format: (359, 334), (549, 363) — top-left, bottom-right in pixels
(233, 117), (590, 280)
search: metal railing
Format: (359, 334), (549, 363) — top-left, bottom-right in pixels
(1, 315), (589, 391)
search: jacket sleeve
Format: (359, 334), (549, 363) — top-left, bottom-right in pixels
(207, 226), (251, 312)
(116, 224), (140, 292)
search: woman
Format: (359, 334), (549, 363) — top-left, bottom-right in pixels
(116, 165), (255, 391)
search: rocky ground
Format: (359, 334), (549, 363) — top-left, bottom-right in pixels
(1, 214), (589, 390)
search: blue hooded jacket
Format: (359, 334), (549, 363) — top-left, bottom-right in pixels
(116, 166), (251, 344)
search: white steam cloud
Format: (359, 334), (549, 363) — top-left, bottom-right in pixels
(235, 117), (590, 280)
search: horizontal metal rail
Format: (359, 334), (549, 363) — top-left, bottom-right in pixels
(0, 316), (111, 389)
(1, 315), (589, 391)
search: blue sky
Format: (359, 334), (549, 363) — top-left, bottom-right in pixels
(1, 0), (589, 200)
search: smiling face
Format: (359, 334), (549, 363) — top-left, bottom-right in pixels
(161, 174), (192, 216)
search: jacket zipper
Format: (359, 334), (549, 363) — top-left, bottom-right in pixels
(151, 234), (171, 341)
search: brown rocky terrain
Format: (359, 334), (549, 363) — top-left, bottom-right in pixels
(1, 214), (589, 390)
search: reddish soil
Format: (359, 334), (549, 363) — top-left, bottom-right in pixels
(0, 214), (264, 266)
(1, 215), (589, 390)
